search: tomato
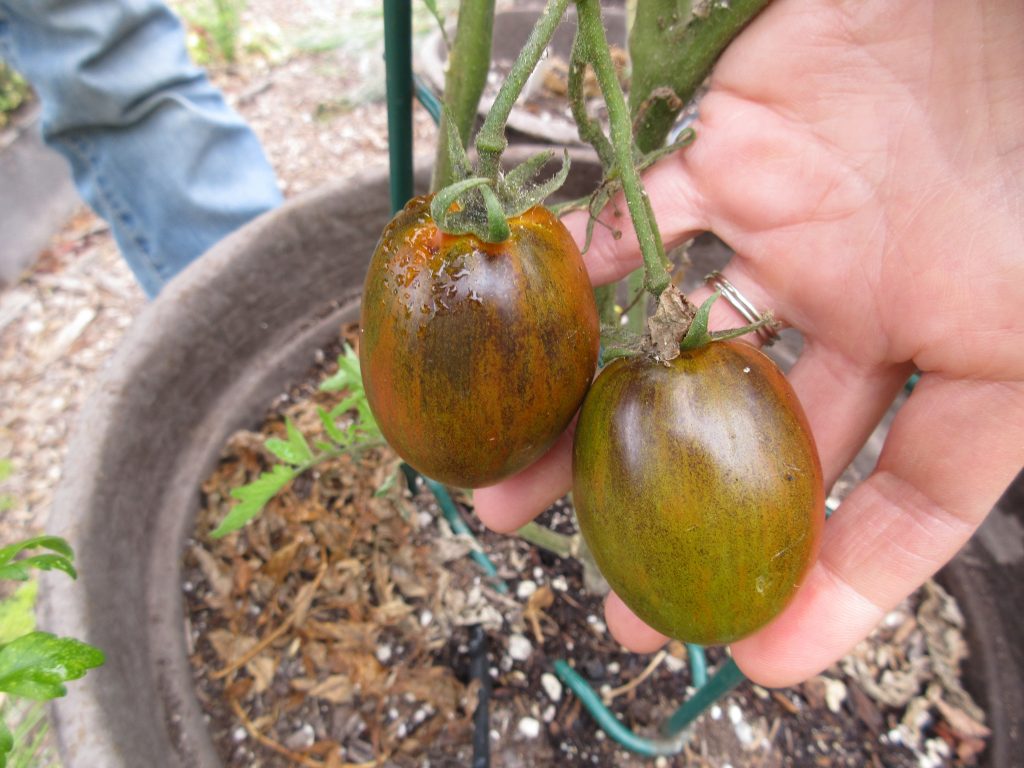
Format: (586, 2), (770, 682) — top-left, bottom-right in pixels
(572, 341), (824, 645)
(360, 195), (599, 488)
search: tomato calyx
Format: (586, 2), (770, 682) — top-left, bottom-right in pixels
(599, 286), (778, 367)
(429, 106), (571, 243)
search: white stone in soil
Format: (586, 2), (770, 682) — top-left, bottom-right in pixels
(551, 575), (569, 591)
(734, 720), (754, 746)
(727, 703), (743, 725)
(518, 717), (542, 739)
(664, 654), (685, 673)
(823, 677), (848, 714)
(709, 704), (722, 720)
(508, 633), (532, 661)
(284, 723), (315, 751)
(516, 580), (538, 599)
(376, 645), (392, 664)
(541, 672), (563, 702)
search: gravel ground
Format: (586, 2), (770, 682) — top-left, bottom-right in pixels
(0, 0), (439, 548)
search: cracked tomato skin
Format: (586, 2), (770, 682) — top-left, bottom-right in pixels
(360, 195), (599, 488)
(572, 341), (824, 645)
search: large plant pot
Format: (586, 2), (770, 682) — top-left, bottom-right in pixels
(40, 145), (1022, 766)
(38, 147), (601, 768)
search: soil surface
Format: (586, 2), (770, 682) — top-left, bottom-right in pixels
(183, 328), (990, 768)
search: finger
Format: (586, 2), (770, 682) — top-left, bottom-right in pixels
(605, 591), (669, 654)
(563, 150), (709, 287)
(731, 375), (1024, 687)
(473, 427), (575, 533)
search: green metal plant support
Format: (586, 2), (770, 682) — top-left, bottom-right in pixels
(383, 0), (414, 213)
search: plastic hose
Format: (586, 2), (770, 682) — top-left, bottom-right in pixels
(554, 660), (689, 757)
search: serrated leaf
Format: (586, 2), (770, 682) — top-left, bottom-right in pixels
(317, 406), (348, 445)
(264, 419), (313, 466)
(0, 538), (73, 569)
(0, 632), (104, 701)
(211, 464), (297, 539)
(0, 582), (37, 645)
(0, 538), (75, 584)
(319, 345), (364, 393)
(0, 554), (76, 583)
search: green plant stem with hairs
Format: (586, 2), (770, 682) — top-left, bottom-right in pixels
(575, 0), (670, 299)
(474, 0), (573, 181)
(432, 0), (495, 190)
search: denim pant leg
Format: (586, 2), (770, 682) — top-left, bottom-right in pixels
(0, 0), (282, 297)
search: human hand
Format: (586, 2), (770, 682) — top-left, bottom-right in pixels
(474, 0), (1024, 686)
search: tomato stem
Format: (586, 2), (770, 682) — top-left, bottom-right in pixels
(432, 0), (496, 191)
(474, 0), (573, 181)
(575, 0), (670, 299)
(629, 0), (772, 153)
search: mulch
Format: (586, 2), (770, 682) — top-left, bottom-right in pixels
(182, 328), (990, 768)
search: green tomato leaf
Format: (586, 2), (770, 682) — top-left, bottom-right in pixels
(0, 632), (104, 701)
(0, 554), (77, 583)
(211, 464), (297, 539)
(0, 537), (76, 584)
(0, 716), (11, 768)
(0, 582), (37, 645)
(320, 345), (363, 393)
(317, 406), (348, 446)
(0, 537), (73, 569)
(264, 419), (314, 467)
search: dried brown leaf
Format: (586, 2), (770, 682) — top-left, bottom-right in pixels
(246, 654), (277, 695)
(306, 674), (355, 704)
(263, 540), (301, 582)
(934, 696), (992, 740)
(192, 546), (233, 604)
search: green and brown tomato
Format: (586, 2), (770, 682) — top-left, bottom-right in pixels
(572, 341), (824, 646)
(360, 195), (599, 488)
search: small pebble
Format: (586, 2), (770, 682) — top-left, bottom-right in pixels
(710, 704), (723, 721)
(607, 661), (620, 675)
(516, 580), (538, 599)
(284, 723), (315, 751)
(541, 672), (563, 702)
(551, 575), (569, 591)
(532, 566), (544, 580)
(420, 610), (433, 627)
(543, 705), (556, 722)
(376, 645), (392, 664)
(508, 634), (532, 661)
(727, 703), (743, 725)
(655, 758), (668, 768)
(232, 726), (247, 743)
(518, 717), (541, 739)
(664, 654), (685, 673)
(735, 721), (754, 745)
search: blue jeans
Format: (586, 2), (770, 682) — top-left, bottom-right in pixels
(0, 0), (282, 297)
